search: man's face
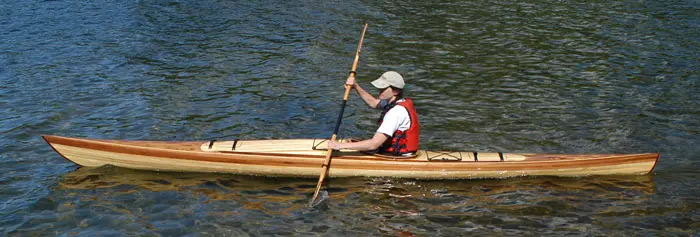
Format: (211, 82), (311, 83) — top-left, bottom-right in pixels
(377, 87), (394, 100)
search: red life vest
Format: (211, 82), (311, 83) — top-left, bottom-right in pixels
(378, 98), (420, 155)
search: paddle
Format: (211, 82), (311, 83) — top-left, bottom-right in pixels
(310, 23), (368, 206)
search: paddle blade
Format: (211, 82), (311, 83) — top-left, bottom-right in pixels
(308, 190), (329, 207)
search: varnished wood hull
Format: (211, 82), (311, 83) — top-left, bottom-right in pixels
(42, 135), (659, 179)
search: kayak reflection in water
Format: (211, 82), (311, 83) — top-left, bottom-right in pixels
(328, 71), (420, 156)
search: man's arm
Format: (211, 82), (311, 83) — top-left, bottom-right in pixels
(347, 76), (380, 108)
(328, 132), (389, 151)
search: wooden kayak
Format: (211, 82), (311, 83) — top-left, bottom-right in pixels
(42, 135), (659, 179)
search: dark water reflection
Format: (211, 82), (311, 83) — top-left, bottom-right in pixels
(1, 0), (699, 235)
(17, 167), (669, 236)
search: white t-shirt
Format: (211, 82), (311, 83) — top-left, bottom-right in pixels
(376, 100), (411, 136)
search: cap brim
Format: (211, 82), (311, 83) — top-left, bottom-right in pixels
(371, 79), (390, 89)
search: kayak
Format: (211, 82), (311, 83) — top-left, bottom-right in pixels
(42, 135), (659, 179)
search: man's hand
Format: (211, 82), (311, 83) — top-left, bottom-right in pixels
(345, 76), (356, 89)
(327, 140), (343, 150)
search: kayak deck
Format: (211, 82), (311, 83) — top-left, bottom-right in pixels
(42, 135), (659, 179)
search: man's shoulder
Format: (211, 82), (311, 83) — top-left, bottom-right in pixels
(386, 104), (409, 117)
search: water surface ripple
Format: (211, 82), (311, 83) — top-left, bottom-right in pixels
(1, 0), (698, 235)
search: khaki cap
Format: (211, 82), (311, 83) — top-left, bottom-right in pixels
(371, 71), (405, 89)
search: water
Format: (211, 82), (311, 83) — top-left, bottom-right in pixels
(1, 0), (698, 235)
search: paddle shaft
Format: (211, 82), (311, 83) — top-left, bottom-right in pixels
(311, 23), (368, 204)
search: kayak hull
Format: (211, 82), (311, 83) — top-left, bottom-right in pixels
(43, 135), (659, 179)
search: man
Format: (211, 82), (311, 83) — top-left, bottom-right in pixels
(328, 71), (420, 156)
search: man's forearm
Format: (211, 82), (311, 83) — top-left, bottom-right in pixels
(354, 84), (379, 108)
(339, 139), (380, 151)
(337, 132), (388, 151)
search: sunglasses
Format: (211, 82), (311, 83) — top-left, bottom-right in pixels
(378, 87), (392, 93)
